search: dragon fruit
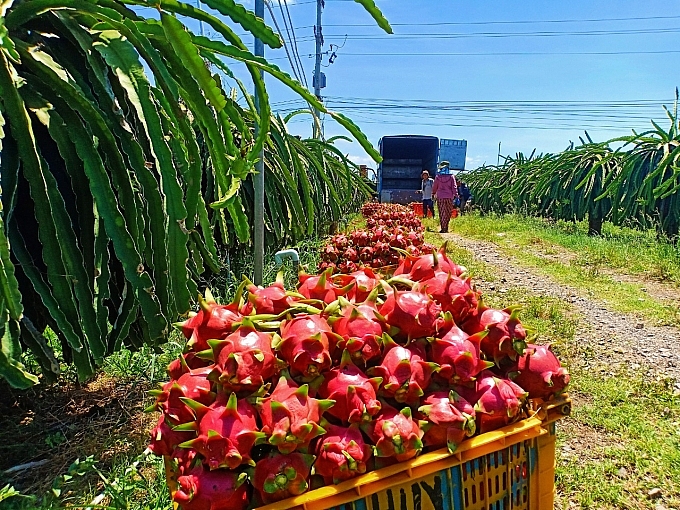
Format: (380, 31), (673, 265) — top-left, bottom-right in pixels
(393, 242), (465, 282)
(414, 272), (478, 324)
(430, 313), (493, 383)
(328, 292), (384, 364)
(167, 352), (211, 380)
(244, 272), (301, 315)
(173, 465), (248, 510)
(362, 404), (424, 462)
(462, 303), (528, 362)
(277, 315), (335, 379)
(510, 343), (570, 399)
(206, 319), (278, 392)
(314, 424), (373, 484)
(175, 288), (244, 353)
(318, 351), (382, 424)
(368, 337), (437, 404)
(147, 367), (215, 425)
(252, 452), (314, 504)
(177, 393), (265, 470)
(417, 391), (476, 452)
(336, 267), (381, 303)
(473, 371), (527, 433)
(379, 286), (441, 340)
(257, 373), (334, 454)
(149, 414), (195, 457)
(298, 268), (353, 304)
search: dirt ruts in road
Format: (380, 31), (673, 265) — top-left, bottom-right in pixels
(444, 233), (680, 384)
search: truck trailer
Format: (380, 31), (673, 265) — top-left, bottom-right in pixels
(377, 135), (467, 204)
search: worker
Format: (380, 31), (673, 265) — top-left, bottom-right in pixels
(417, 169), (435, 219)
(432, 161), (459, 233)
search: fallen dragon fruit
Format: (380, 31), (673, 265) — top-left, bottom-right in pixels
(314, 423), (373, 484)
(277, 314), (335, 379)
(173, 465), (248, 510)
(206, 319), (278, 393)
(368, 337), (437, 404)
(473, 371), (528, 434)
(462, 302), (528, 363)
(147, 367), (215, 425)
(510, 343), (570, 399)
(379, 286), (441, 340)
(362, 404), (424, 462)
(177, 393), (265, 470)
(318, 350), (382, 424)
(252, 452), (314, 504)
(417, 391), (476, 453)
(430, 313), (493, 384)
(257, 373), (334, 454)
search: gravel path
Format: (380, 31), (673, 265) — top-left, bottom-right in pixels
(443, 233), (680, 385)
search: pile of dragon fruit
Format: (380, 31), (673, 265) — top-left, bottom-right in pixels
(148, 243), (570, 510)
(320, 203), (433, 273)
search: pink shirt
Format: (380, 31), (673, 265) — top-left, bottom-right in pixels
(432, 174), (459, 199)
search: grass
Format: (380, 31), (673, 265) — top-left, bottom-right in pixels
(447, 213), (680, 326)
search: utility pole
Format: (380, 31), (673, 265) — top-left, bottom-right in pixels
(497, 142), (501, 166)
(313, 0), (323, 138)
(253, 0), (265, 285)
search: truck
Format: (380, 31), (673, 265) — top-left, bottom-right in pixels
(377, 135), (467, 204)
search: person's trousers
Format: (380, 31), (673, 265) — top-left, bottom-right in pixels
(422, 198), (434, 218)
(437, 198), (454, 232)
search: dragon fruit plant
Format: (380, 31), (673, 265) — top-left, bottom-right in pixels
(149, 230), (570, 510)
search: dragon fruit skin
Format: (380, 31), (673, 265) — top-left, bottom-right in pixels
(318, 351), (382, 424)
(361, 404), (424, 462)
(257, 374), (334, 454)
(149, 414), (195, 457)
(208, 320), (278, 393)
(430, 313), (493, 384)
(368, 337), (437, 404)
(474, 371), (528, 434)
(252, 452), (314, 504)
(148, 367), (215, 425)
(334, 267), (380, 303)
(511, 343), (570, 399)
(176, 289), (244, 353)
(167, 352), (211, 380)
(414, 272), (478, 325)
(173, 465), (248, 510)
(178, 393), (265, 470)
(314, 424), (373, 484)
(417, 391), (476, 453)
(277, 315), (334, 379)
(245, 272), (300, 315)
(393, 242), (465, 282)
(298, 268), (354, 304)
(328, 291), (384, 364)
(462, 304), (528, 362)
(379, 287), (442, 340)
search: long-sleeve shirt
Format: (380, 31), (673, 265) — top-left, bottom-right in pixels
(421, 178), (434, 200)
(432, 174), (459, 199)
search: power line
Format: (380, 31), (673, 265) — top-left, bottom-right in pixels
(264, 0), (305, 84)
(279, 0), (308, 88)
(293, 50), (680, 58)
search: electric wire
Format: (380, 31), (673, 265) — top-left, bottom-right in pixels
(280, 0), (308, 88)
(264, 0), (305, 85)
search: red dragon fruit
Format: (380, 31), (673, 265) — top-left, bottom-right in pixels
(417, 391), (476, 452)
(173, 465), (248, 510)
(147, 367), (215, 425)
(207, 319), (278, 392)
(175, 288), (244, 353)
(462, 303), (528, 363)
(510, 343), (570, 399)
(277, 315), (335, 379)
(167, 352), (211, 380)
(393, 242), (465, 282)
(414, 272), (478, 324)
(252, 452), (314, 504)
(328, 291), (384, 364)
(314, 423), (373, 484)
(318, 351), (382, 424)
(298, 268), (354, 304)
(257, 373), (334, 454)
(148, 414), (195, 457)
(244, 273), (302, 315)
(368, 337), (437, 404)
(473, 371), (527, 433)
(336, 267), (381, 303)
(430, 313), (493, 383)
(361, 404), (424, 462)
(321, 244), (340, 262)
(177, 393), (265, 470)
(379, 286), (441, 340)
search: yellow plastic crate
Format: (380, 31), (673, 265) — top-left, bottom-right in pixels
(166, 397), (570, 510)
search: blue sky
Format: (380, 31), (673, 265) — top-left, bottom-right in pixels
(206, 0), (680, 169)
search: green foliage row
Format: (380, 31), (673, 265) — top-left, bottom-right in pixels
(0, 0), (390, 387)
(464, 97), (680, 238)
